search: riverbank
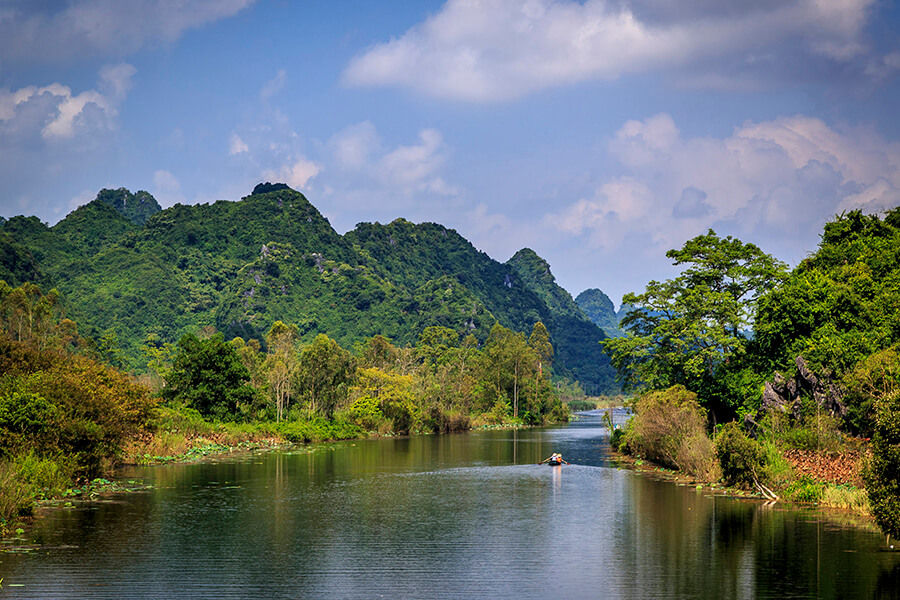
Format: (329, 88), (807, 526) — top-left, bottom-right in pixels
(610, 443), (872, 519)
(1, 405), (538, 541)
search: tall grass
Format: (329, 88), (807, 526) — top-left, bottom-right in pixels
(0, 452), (74, 534)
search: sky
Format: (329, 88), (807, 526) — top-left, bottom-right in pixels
(1, 0), (899, 307)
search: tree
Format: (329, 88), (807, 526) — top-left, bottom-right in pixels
(357, 335), (400, 371)
(164, 333), (256, 420)
(265, 321), (299, 421)
(528, 321), (553, 378)
(296, 334), (355, 418)
(865, 389), (900, 541)
(0, 281), (62, 349)
(417, 326), (459, 370)
(604, 230), (787, 419)
(484, 323), (535, 419)
(753, 209), (900, 378)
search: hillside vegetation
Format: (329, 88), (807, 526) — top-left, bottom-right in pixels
(0, 185), (618, 393)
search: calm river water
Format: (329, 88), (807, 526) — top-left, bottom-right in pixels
(2, 410), (898, 599)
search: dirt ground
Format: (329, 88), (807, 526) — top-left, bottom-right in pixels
(781, 449), (865, 486)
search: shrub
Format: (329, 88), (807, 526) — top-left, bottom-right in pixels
(786, 477), (824, 503)
(864, 390), (900, 539)
(0, 460), (33, 525)
(623, 385), (716, 479)
(759, 439), (794, 488)
(348, 395), (385, 430)
(716, 421), (766, 489)
(277, 416), (363, 443)
(424, 405), (471, 434)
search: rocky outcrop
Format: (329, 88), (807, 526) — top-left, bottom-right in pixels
(745, 356), (846, 437)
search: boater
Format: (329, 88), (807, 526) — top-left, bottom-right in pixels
(538, 453), (569, 465)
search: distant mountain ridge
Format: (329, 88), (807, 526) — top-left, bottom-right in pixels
(575, 288), (630, 338)
(0, 185), (619, 393)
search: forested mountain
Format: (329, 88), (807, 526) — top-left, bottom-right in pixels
(94, 188), (162, 226)
(0, 185), (618, 392)
(575, 288), (628, 337)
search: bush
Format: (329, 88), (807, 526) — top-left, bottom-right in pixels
(716, 422), (765, 489)
(623, 385), (717, 479)
(277, 416), (363, 443)
(864, 390), (900, 539)
(424, 405), (471, 434)
(348, 395), (385, 431)
(785, 477), (824, 503)
(610, 427), (625, 451)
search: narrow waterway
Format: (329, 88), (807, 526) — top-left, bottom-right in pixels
(1, 410), (897, 599)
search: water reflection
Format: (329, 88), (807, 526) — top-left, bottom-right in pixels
(1, 411), (895, 599)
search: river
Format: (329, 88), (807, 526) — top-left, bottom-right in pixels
(1, 410), (898, 599)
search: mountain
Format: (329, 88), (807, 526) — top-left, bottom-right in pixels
(95, 188), (162, 226)
(0, 185), (619, 392)
(575, 288), (628, 337)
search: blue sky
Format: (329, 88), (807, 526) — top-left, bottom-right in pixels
(2, 0), (899, 306)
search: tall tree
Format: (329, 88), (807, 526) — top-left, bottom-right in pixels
(165, 333), (256, 420)
(296, 334), (355, 418)
(265, 321), (299, 421)
(604, 230), (787, 418)
(484, 323), (534, 419)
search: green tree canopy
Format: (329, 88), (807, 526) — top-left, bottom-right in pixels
(164, 333), (256, 420)
(296, 333), (355, 418)
(604, 230), (787, 418)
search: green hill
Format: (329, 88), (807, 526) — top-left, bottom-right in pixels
(95, 188), (162, 226)
(575, 288), (627, 338)
(0, 185), (619, 392)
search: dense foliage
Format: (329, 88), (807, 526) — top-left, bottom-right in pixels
(604, 230), (787, 419)
(607, 208), (900, 536)
(0, 282), (155, 528)
(865, 389), (900, 539)
(164, 333), (257, 421)
(574, 288), (625, 338)
(0, 185), (617, 393)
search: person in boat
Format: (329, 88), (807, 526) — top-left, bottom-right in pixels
(539, 453), (569, 465)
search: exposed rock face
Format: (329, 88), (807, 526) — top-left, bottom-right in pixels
(745, 356), (847, 437)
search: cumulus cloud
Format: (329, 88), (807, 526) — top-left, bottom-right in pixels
(546, 113), (900, 257)
(328, 122), (458, 195)
(0, 0), (255, 67)
(343, 0), (883, 101)
(264, 157), (322, 190)
(229, 132), (249, 155)
(0, 63), (135, 142)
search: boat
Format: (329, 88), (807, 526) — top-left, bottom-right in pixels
(546, 460), (562, 466)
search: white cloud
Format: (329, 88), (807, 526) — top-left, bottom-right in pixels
(264, 157), (322, 190)
(260, 69), (287, 100)
(154, 170), (181, 193)
(343, 0), (879, 101)
(0, 63), (135, 141)
(153, 169), (186, 206)
(379, 129), (447, 189)
(229, 132), (249, 155)
(546, 113), (900, 257)
(0, 0), (255, 67)
(327, 122), (456, 195)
